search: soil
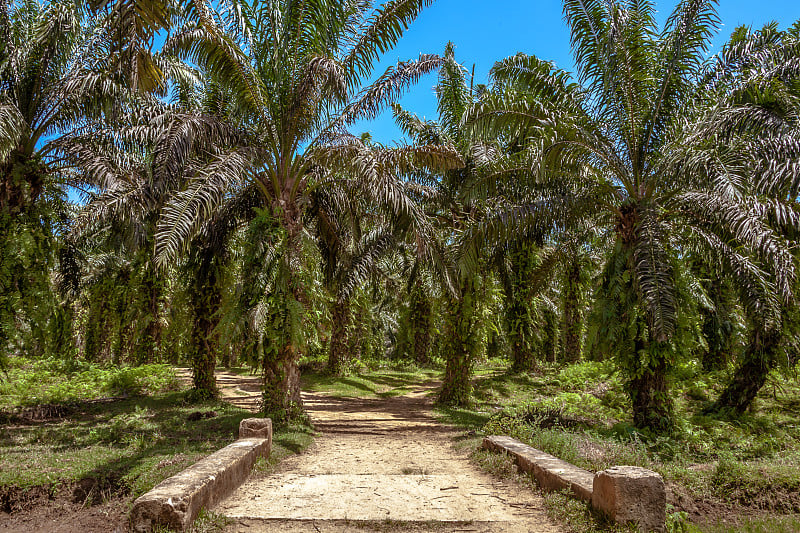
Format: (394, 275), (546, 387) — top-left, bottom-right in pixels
(0, 482), (128, 533)
(217, 382), (562, 533)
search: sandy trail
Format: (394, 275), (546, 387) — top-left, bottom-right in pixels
(213, 377), (561, 533)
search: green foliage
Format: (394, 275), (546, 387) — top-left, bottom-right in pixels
(436, 356), (800, 531)
(0, 357), (179, 408)
(587, 243), (710, 431)
(0, 209), (63, 363)
(0, 365), (314, 501)
(302, 367), (439, 399)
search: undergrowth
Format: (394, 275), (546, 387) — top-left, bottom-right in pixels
(0, 355), (179, 408)
(0, 359), (314, 519)
(435, 359), (800, 532)
(300, 363), (439, 399)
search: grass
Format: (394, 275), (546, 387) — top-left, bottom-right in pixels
(152, 509), (234, 533)
(429, 358), (800, 533)
(695, 516), (800, 533)
(0, 356), (314, 515)
(0, 356), (180, 408)
(12, 353), (790, 532)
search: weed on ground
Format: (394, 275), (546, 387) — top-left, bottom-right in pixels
(0, 359), (314, 529)
(300, 363), (439, 399)
(433, 359), (800, 533)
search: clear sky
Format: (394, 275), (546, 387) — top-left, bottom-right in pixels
(355, 0), (800, 144)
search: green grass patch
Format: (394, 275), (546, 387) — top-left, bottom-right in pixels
(431, 358), (800, 532)
(0, 356), (180, 408)
(0, 358), (314, 504)
(0, 393), (267, 495)
(695, 515), (800, 533)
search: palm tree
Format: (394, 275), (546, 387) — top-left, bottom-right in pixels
(464, 1), (799, 431)
(156, 0), (460, 419)
(393, 42), (491, 406)
(185, 187), (259, 397)
(392, 252), (438, 365)
(0, 0), (126, 213)
(310, 168), (400, 376)
(0, 0), (124, 359)
(703, 22), (800, 414)
(495, 240), (539, 371)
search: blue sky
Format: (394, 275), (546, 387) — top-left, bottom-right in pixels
(355, 0), (800, 144)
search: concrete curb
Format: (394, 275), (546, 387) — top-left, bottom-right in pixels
(483, 435), (593, 500)
(482, 435), (665, 532)
(130, 418), (272, 532)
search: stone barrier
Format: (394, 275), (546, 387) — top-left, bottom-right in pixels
(483, 435), (593, 500)
(592, 466), (666, 533)
(130, 418), (272, 532)
(482, 435), (665, 532)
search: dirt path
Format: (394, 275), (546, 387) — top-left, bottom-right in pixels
(176, 368), (263, 410)
(215, 380), (561, 533)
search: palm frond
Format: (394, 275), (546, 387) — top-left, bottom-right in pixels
(155, 146), (257, 266)
(631, 205), (676, 341)
(337, 54), (443, 126)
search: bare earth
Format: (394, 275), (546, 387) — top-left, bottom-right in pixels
(215, 378), (561, 533)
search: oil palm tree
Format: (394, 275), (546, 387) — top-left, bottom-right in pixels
(156, 0), (460, 418)
(702, 22), (800, 414)
(0, 0), (126, 359)
(309, 163), (402, 376)
(392, 251), (439, 366)
(392, 42), (490, 406)
(66, 59), (249, 386)
(464, 0), (799, 431)
(493, 240), (549, 371)
(0, 0), (126, 213)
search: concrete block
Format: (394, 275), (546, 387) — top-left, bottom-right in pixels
(592, 466), (666, 532)
(239, 417), (272, 440)
(130, 431), (271, 532)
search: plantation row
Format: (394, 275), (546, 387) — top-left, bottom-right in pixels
(2, 0), (800, 434)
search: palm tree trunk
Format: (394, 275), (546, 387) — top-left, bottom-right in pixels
(221, 345), (234, 369)
(440, 278), (478, 406)
(262, 340), (302, 418)
(111, 285), (127, 366)
(189, 252), (222, 399)
(83, 298), (108, 362)
(501, 243), (537, 372)
(700, 278), (732, 371)
(618, 207), (674, 432)
(628, 339), (672, 431)
(190, 306), (218, 398)
(135, 264), (162, 365)
(0, 157), (44, 214)
(560, 261), (582, 363)
(326, 299), (351, 376)
(712, 328), (780, 414)
(145, 270), (163, 363)
(111, 323), (124, 367)
(509, 301), (536, 371)
(541, 306), (558, 363)
(262, 204), (304, 421)
(410, 285), (432, 365)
